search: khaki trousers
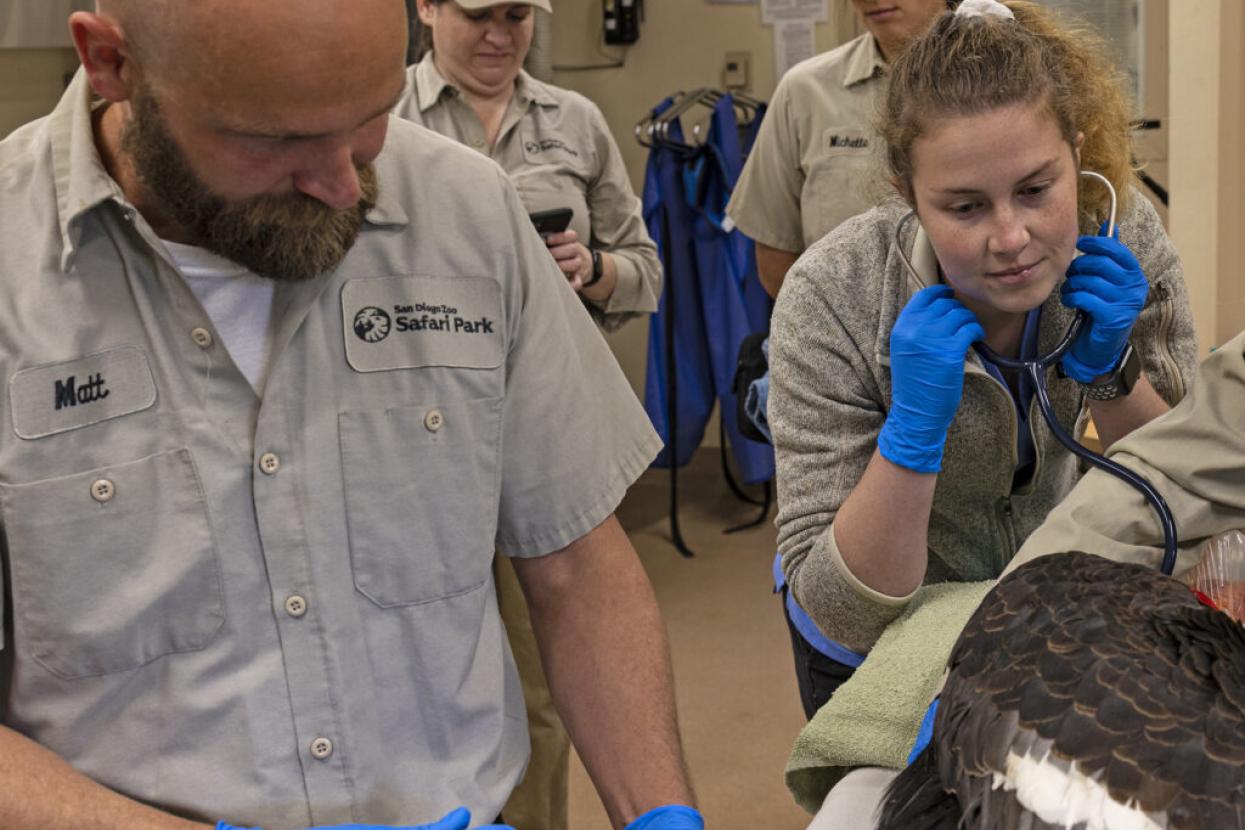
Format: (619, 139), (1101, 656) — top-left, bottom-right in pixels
(495, 556), (570, 830)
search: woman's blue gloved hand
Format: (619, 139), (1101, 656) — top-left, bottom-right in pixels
(216, 807), (513, 830)
(1060, 227), (1148, 383)
(877, 285), (985, 474)
(625, 804), (705, 830)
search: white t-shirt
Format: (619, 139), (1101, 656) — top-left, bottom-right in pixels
(162, 239), (276, 395)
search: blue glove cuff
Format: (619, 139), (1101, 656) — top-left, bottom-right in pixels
(907, 698), (940, 765)
(625, 804), (705, 830)
(877, 418), (944, 474)
(1061, 348), (1121, 385)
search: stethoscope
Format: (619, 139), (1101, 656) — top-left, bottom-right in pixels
(894, 171), (1178, 575)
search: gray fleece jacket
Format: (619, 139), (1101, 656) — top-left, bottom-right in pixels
(770, 189), (1199, 652)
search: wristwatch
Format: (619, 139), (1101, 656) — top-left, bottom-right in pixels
(584, 249), (604, 287)
(1080, 343), (1141, 401)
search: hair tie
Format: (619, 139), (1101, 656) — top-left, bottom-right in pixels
(955, 0), (1015, 21)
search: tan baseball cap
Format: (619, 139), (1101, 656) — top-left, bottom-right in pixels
(454, 0), (552, 13)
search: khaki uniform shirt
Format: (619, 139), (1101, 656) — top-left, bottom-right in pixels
(0, 72), (661, 829)
(395, 54), (661, 331)
(770, 195), (1199, 652)
(726, 33), (889, 253)
(1010, 329), (1245, 578)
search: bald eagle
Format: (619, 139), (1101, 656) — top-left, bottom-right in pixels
(879, 551), (1245, 830)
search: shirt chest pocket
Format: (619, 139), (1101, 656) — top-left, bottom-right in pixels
(338, 397), (502, 608)
(0, 448), (225, 680)
(513, 123), (594, 244)
(802, 127), (880, 242)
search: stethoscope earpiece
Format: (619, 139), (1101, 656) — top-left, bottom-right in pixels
(1079, 169), (1117, 238)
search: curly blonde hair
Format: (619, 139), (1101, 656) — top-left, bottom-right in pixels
(881, 0), (1135, 227)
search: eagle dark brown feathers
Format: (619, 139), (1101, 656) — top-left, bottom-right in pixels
(879, 551), (1245, 830)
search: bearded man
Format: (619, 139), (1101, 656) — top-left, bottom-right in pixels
(0, 3), (702, 830)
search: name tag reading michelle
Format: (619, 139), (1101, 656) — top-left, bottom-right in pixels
(10, 346), (158, 440)
(341, 276), (504, 373)
(823, 127), (871, 152)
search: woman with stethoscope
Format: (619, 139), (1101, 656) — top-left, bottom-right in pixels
(768, 0), (1201, 722)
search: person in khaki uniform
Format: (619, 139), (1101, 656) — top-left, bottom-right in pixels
(1007, 328), (1245, 582)
(725, 0), (947, 298)
(395, 4), (662, 828)
(397, 0), (661, 332)
(0, 2), (705, 830)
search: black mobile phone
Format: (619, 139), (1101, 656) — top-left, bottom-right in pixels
(529, 207), (574, 237)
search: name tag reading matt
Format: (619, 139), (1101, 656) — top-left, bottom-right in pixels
(341, 276), (504, 373)
(9, 346), (158, 440)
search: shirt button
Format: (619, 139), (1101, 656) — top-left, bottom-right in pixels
(258, 452), (281, 475)
(284, 594), (308, 618)
(471, 137), (485, 148)
(90, 478), (116, 503)
(424, 409), (444, 432)
(310, 737), (334, 760)
(191, 327), (214, 348)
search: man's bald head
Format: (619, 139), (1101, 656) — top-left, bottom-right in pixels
(95, 0), (408, 94)
(92, 0), (171, 79)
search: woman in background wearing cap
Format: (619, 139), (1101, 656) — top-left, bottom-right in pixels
(396, 0), (661, 333)
(395, 5), (664, 830)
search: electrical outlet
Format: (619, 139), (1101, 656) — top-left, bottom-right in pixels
(722, 51), (750, 90)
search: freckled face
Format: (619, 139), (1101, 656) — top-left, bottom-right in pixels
(909, 100), (1083, 331)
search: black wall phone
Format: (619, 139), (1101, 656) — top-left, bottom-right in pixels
(604, 0), (643, 44)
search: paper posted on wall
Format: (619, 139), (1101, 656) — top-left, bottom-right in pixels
(773, 18), (815, 81)
(760, 0), (826, 24)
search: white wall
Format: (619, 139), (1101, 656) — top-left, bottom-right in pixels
(8, 0), (1239, 364)
(551, 0), (858, 191)
(550, 0), (859, 406)
(0, 48), (79, 139)
(1168, 0), (1245, 353)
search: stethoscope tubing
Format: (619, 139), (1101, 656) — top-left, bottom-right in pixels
(892, 171), (1179, 575)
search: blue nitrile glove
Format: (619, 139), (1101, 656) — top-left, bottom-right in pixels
(877, 285), (985, 474)
(744, 372), (772, 443)
(906, 697), (940, 765)
(625, 804), (705, 830)
(1060, 226), (1148, 383)
(216, 807), (512, 830)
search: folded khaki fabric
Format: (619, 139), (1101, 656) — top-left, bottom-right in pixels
(785, 580), (994, 813)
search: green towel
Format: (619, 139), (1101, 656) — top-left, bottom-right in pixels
(785, 580), (995, 814)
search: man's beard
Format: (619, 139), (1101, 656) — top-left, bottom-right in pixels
(122, 88), (378, 282)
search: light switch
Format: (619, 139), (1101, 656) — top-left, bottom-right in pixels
(723, 51), (750, 90)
